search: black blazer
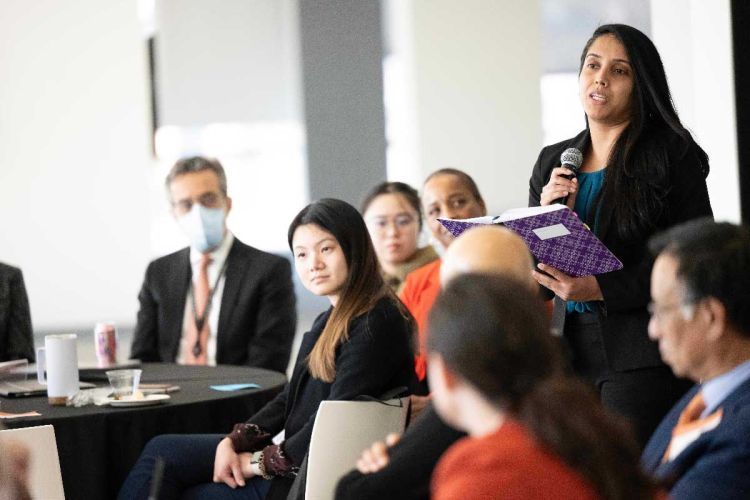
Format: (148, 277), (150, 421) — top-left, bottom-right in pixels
(249, 296), (415, 499)
(529, 129), (712, 370)
(0, 263), (35, 362)
(129, 238), (296, 372)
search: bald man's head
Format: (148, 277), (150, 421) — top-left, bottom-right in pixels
(440, 226), (535, 288)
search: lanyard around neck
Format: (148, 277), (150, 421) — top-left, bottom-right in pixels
(189, 258), (229, 358)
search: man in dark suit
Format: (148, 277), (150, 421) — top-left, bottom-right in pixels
(130, 157), (296, 372)
(0, 262), (35, 362)
(642, 219), (750, 499)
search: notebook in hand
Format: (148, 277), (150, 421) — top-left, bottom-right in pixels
(438, 204), (623, 277)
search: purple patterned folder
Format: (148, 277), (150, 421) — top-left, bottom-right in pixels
(438, 205), (623, 277)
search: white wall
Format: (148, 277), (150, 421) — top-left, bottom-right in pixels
(152, 0), (307, 255)
(384, 0), (543, 214)
(156, 0), (302, 127)
(0, 0), (152, 331)
(651, 0), (740, 222)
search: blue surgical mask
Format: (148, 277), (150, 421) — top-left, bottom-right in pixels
(178, 204), (226, 253)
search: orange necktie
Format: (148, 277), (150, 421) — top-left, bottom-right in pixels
(677, 391), (707, 426)
(184, 254), (212, 365)
(662, 391), (722, 462)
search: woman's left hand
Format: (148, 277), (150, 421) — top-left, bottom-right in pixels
(533, 263), (603, 302)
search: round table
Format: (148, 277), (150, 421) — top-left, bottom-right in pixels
(2, 363), (286, 500)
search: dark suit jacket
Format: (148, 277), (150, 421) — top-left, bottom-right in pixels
(642, 378), (750, 499)
(529, 129), (712, 371)
(249, 297), (416, 499)
(0, 263), (35, 362)
(129, 238), (296, 372)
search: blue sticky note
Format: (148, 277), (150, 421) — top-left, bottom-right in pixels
(210, 383), (261, 391)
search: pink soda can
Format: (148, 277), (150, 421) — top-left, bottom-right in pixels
(94, 322), (118, 367)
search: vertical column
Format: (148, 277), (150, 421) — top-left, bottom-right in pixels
(384, 0), (543, 212)
(651, 0), (741, 222)
(298, 0), (388, 205)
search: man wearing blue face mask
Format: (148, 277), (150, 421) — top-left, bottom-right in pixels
(129, 157), (297, 372)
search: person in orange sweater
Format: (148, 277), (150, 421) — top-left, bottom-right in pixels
(399, 168), (486, 388)
(428, 274), (660, 500)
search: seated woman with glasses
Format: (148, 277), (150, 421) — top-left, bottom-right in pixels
(119, 198), (416, 500)
(361, 182), (438, 295)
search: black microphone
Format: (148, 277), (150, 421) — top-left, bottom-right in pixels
(557, 147), (583, 205)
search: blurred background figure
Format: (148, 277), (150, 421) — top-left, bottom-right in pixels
(129, 156), (296, 371)
(428, 274), (658, 499)
(0, 263), (34, 362)
(361, 182), (438, 295)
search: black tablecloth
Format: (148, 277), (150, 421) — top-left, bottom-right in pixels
(2, 363), (286, 500)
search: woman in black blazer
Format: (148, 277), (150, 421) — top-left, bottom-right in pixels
(528, 24), (712, 445)
(119, 199), (415, 500)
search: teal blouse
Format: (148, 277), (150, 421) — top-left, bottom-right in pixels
(567, 168), (606, 314)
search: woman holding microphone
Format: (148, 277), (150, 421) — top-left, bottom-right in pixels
(529, 24), (712, 445)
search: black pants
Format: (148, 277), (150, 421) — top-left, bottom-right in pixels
(564, 311), (692, 448)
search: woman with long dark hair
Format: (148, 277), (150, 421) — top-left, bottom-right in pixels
(361, 182), (438, 295)
(529, 24), (712, 444)
(119, 198), (416, 500)
(428, 274), (659, 499)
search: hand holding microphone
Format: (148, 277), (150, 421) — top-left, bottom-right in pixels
(534, 147), (603, 302)
(540, 148), (583, 206)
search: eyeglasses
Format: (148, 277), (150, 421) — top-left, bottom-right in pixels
(366, 215), (418, 232)
(172, 192), (224, 216)
(647, 301), (695, 321)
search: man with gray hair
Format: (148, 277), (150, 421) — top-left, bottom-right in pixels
(130, 157), (296, 372)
